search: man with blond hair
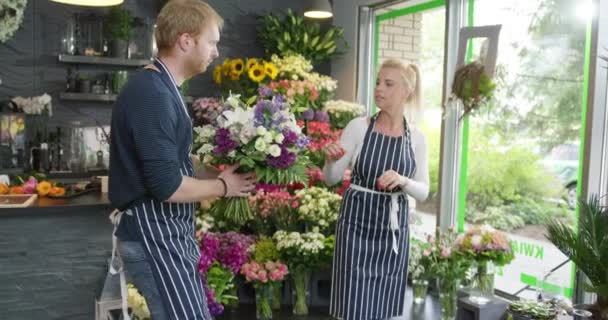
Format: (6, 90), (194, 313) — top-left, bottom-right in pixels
(109, 1), (254, 319)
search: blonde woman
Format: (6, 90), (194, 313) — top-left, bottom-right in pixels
(324, 59), (429, 320)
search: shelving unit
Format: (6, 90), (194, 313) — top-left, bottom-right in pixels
(59, 92), (194, 104)
(58, 54), (152, 67)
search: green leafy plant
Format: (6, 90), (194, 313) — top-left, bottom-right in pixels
(546, 195), (608, 319)
(257, 9), (346, 65)
(507, 300), (558, 320)
(103, 6), (133, 40)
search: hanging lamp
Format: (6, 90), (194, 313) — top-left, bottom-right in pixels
(50, 0), (124, 7)
(304, 0), (333, 19)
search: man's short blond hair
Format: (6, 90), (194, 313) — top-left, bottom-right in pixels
(155, 0), (224, 52)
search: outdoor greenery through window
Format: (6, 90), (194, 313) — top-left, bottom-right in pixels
(462, 0), (589, 299)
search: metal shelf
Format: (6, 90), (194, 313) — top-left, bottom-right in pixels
(59, 92), (194, 104)
(58, 54), (152, 67)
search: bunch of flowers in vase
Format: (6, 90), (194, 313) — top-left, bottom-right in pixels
(213, 57), (278, 98)
(302, 121), (340, 167)
(193, 94), (310, 224)
(426, 228), (472, 320)
(248, 189), (301, 236)
(295, 187), (342, 235)
(273, 230), (325, 315)
(322, 99), (365, 130)
(456, 225), (514, 303)
(409, 238), (433, 304)
(258, 80), (321, 118)
(203, 262), (238, 316)
(243, 237), (289, 320)
(269, 54), (338, 98)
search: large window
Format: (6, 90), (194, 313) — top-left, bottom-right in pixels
(460, 0), (591, 299)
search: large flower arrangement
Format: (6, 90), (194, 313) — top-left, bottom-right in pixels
(0, 0), (27, 43)
(213, 58), (279, 98)
(193, 94), (310, 223)
(323, 99), (365, 130)
(456, 225), (514, 266)
(296, 187), (342, 235)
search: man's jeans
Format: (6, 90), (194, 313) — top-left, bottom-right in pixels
(118, 240), (171, 320)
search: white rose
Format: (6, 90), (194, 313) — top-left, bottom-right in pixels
(274, 133), (284, 144)
(256, 126), (268, 136)
(255, 139), (267, 152)
(267, 144), (281, 157)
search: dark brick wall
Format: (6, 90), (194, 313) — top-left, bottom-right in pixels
(0, 206), (112, 320)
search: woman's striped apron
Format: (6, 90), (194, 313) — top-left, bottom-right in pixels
(330, 114), (416, 320)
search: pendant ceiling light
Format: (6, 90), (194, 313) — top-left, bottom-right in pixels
(304, 0), (333, 19)
(50, 0), (124, 7)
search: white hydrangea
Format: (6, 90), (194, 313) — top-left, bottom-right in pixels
(296, 187), (342, 230)
(323, 99), (365, 116)
(273, 230), (325, 256)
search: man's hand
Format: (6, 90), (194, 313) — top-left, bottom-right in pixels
(218, 164), (256, 197)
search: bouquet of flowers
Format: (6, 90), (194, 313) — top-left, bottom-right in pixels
(127, 284), (150, 320)
(258, 79), (321, 117)
(273, 230), (325, 315)
(193, 94), (311, 223)
(456, 225), (514, 266)
(192, 97), (222, 127)
(296, 187), (342, 235)
(409, 238), (433, 281)
(248, 189), (300, 235)
(213, 57), (278, 98)
(323, 99), (365, 130)
(456, 225), (514, 297)
(242, 237), (289, 320)
(270, 54), (338, 94)
(303, 121), (340, 167)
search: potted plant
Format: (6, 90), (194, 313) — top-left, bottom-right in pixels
(506, 300), (559, 320)
(103, 6), (133, 58)
(546, 195), (608, 320)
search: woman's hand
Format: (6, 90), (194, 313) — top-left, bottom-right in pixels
(323, 143), (346, 162)
(376, 170), (409, 190)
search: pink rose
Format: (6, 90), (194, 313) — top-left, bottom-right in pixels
(440, 247), (452, 258)
(269, 270), (282, 282)
(422, 250), (431, 257)
(265, 261), (276, 271)
(277, 264), (288, 274)
(258, 270), (268, 283)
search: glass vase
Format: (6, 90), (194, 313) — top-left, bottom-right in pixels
(469, 260), (495, 304)
(272, 281), (282, 311)
(439, 278), (459, 320)
(412, 279), (429, 305)
(291, 269), (310, 315)
(255, 284), (274, 320)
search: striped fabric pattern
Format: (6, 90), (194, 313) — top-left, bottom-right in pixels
(330, 115), (416, 320)
(128, 59), (211, 320)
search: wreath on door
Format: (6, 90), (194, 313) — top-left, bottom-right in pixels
(0, 0), (27, 43)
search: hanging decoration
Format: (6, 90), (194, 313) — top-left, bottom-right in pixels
(0, 0), (27, 43)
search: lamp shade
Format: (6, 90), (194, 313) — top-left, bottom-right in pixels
(50, 0), (124, 7)
(304, 0), (333, 19)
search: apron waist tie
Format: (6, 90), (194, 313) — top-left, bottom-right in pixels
(109, 209), (133, 320)
(349, 184), (401, 254)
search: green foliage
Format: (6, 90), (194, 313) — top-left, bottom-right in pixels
(252, 237), (279, 263)
(206, 263), (238, 305)
(103, 6), (133, 40)
(257, 9), (346, 65)
(467, 206), (526, 231)
(507, 300), (558, 320)
(547, 196), (608, 303)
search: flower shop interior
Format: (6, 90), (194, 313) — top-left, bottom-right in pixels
(1, 0), (608, 319)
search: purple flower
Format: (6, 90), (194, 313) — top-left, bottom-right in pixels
(301, 108), (315, 121)
(295, 135), (311, 149)
(267, 147), (296, 169)
(199, 233), (220, 274)
(282, 129), (298, 147)
(258, 86), (273, 97)
(203, 282), (225, 316)
(314, 110), (330, 123)
(213, 128), (238, 155)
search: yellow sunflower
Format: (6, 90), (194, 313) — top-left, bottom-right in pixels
(230, 58), (245, 78)
(213, 65), (222, 85)
(246, 58), (259, 71)
(221, 59), (231, 76)
(248, 64), (266, 83)
(264, 62), (279, 80)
